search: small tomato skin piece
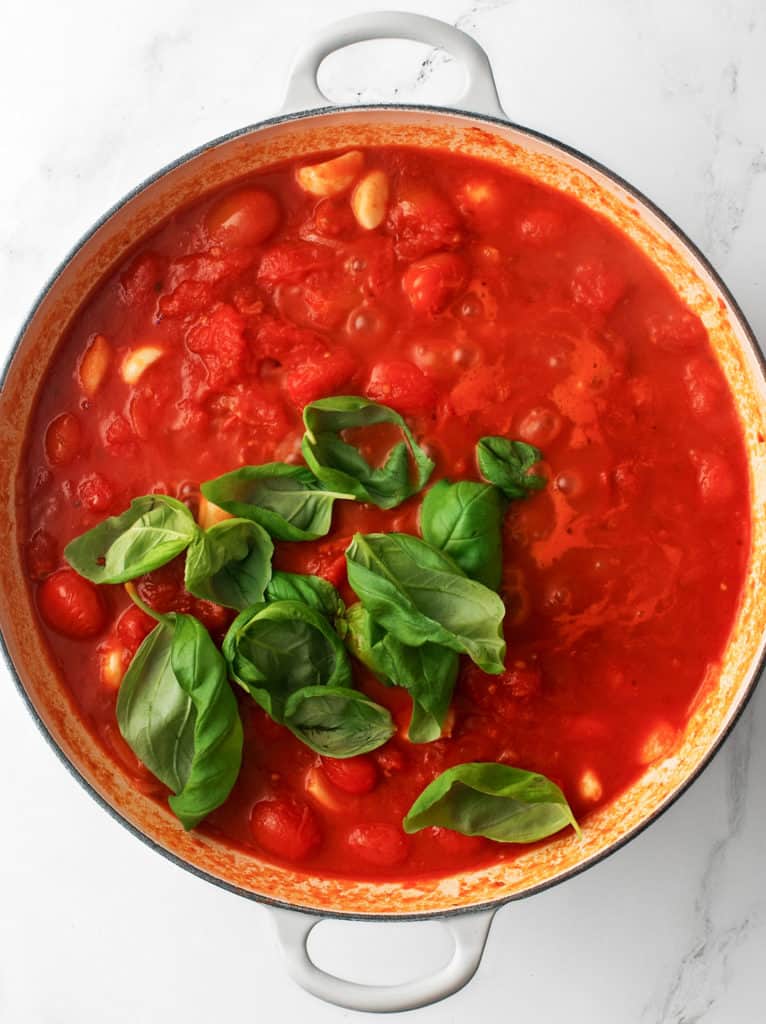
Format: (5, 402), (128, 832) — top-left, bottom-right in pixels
(45, 413), (82, 466)
(321, 755), (378, 795)
(402, 252), (468, 315)
(37, 569), (107, 639)
(365, 360), (437, 417)
(205, 188), (281, 247)
(251, 798), (322, 862)
(346, 823), (409, 867)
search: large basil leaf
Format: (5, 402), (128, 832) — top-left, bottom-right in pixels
(302, 396), (434, 510)
(65, 495), (198, 584)
(283, 685), (394, 757)
(222, 600), (351, 721)
(345, 603), (457, 743)
(403, 762), (580, 843)
(420, 479), (504, 591)
(265, 570), (345, 622)
(116, 613), (243, 830)
(184, 518), (273, 610)
(476, 438), (546, 500)
(345, 533), (506, 674)
(201, 463), (352, 541)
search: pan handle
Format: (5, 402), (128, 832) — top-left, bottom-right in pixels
(281, 11), (507, 120)
(269, 906), (497, 1013)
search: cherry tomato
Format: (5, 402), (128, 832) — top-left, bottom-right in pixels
(251, 798), (322, 862)
(402, 252), (468, 315)
(346, 823), (409, 867)
(571, 260), (626, 314)
(116, 604), (156, 653)
(37, 569), (107, 639)
(321, 754), (377, 795)
(427, 826), (486, 856)
(45, 412), (82, 466)
(205, 188), (281, 247)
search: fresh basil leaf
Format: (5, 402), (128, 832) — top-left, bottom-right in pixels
(345, 603), (457, 743)
(420, 479), (504, 590)
(201, 463), (351, 541)
(476, 438), (546, 500)
(403, 762), (580, 843)
(265, 571), (345, 621)
(283, 685), (394, 757)
(184, 518), (273, 610)
(302, 396), (434, 510)
(222, 600), (352, 721)
(345, 533), (506, 674)
(116, 613), (242, 830)
(65, 495), (198, 584)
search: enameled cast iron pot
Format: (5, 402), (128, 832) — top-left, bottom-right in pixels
(1, 13), (765, 1013)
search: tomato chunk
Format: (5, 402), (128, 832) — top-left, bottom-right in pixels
(251, 798), (322, 862)
(388, 184), (463, 260)
(401, 252), (468, 315)
(37, 569), (107, 639)
(185, 303), (246, 390)
(346, 823), (409, 867)
(205, 187), (281, 247)
(257, 242), (330, 287)
(321, 755), (377, 795)
(365, 360), (437, 416)
(647, 310), (707, 352)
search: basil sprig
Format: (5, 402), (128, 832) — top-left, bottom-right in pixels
(65, 495), (198, 583)
(302, 397), (434, 510)
(201, 463), (352, 541)
(223, 599), (352, 721)
(345, 603), (457, 743)
(265, 570), (345, 621)
(420, 480), (504, 591)
(284, 685), (394, 757)
(116, 613), (243, 830)
(184, 518), (273, 610)
(403, 763), (580, 843)
(345, 533), (506, 674)
(477, 438), (546, 500)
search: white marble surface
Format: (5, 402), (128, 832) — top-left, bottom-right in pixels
(1, 1), (765, 1020)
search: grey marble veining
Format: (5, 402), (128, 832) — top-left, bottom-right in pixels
(0, 2), (764, 1022)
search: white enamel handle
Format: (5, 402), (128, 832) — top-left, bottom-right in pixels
(281, 11), (506, 120)
(270, 907), (497, 1013)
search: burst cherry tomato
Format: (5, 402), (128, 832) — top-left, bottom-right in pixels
(37, 569), (107, 639)
(250, 798), (321, 862)
(402, 252), (468, 315)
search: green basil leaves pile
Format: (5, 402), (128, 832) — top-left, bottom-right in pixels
(63, 392), (571, 845)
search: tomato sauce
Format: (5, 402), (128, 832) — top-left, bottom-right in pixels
(20, 145), (750, 880)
